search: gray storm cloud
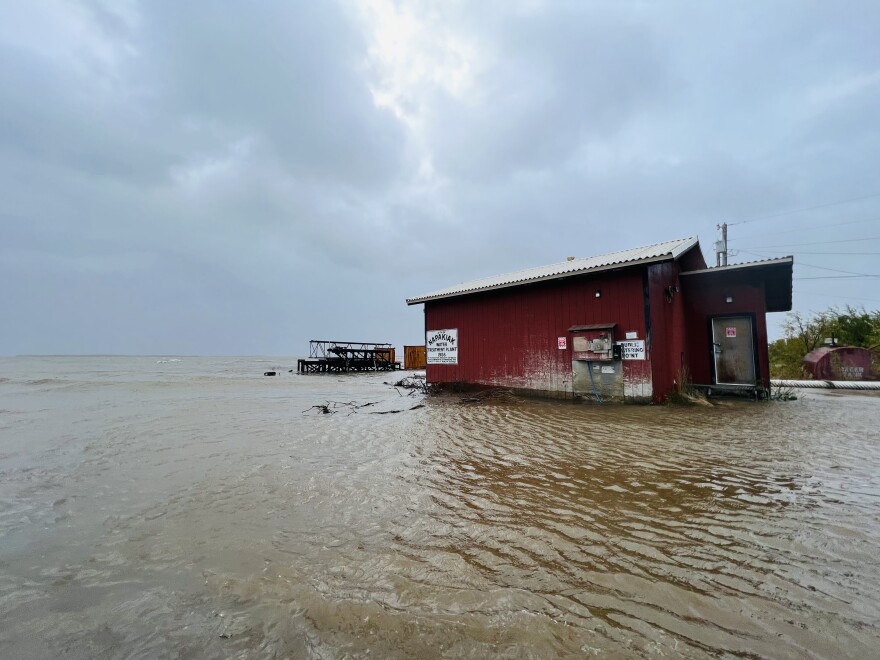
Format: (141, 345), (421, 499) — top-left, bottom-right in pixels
(1, 0), (878, 354)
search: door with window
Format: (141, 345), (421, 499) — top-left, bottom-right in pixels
(711, 316), (756, 385)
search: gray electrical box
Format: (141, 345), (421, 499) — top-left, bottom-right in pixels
(569, 323), (616, 362)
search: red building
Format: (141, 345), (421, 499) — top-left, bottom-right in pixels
(802, 346), (879, 381)
(406, 237), (793, 402)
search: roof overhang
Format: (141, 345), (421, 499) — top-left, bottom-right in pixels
(569, 323), (616, 332)
(680, 256), (793, 312)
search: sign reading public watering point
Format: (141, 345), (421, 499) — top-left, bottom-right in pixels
(426, 329), (459, 365)
(616, 340), (646, 360)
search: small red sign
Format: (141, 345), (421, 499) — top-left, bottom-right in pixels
(557, 337), (567, 349)
(726, 327), (736, 338)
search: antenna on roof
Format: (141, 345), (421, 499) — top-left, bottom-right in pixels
(715, 223), (728, 267)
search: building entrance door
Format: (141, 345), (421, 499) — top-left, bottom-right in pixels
(711, 316), (756, 385)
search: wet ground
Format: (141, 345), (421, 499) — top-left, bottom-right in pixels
(1, 356), (879, 658)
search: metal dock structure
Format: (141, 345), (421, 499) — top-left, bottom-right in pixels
(297, 340), (402, 374)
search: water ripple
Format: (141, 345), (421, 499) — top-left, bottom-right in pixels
(1, 357), (879, 657)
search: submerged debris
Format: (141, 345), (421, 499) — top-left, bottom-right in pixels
(370, 404), (425, 414)
(303, 375), (431, 416)
(302, 400), (378, 415)
(771, 384), (798, 401)
(302, 399), (424, 416)
(666, 369), (714, 406)
(458, 388), (519, 405)
(386, 374), (428, 396)
(370, 403), (425, 415)
(666, 389), (714, 406)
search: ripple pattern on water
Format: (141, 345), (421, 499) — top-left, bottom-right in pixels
(1, 356), (879, 658)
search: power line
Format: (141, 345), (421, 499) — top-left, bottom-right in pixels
(796, 262), (880, 277)
(728, 192), (880, 227)
(736, 236), (880, 249)
(736, 250), (878, 278)
(798, 290), (880, 304)
(738, 249), (877, 270)
(770, 251), (880, 256)
(795, 275), (877, 280)
(728, 216), (880, 242)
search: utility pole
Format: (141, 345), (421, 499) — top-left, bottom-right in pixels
(715, 222), (728, 267)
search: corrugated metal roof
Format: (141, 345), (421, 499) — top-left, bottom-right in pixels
(678, 255), (793, 276)
(680, 255), (794, 313)
(406, 236), (700, 305)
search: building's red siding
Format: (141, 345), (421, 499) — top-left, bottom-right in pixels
(645, 262), (689, 401)
(683, 280), (769, 387)
(678, 246), (708, 273)
(426, 269), (655, 399)
(420, 244), (780, 402)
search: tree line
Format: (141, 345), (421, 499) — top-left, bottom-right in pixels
(769, 306), (880, 379)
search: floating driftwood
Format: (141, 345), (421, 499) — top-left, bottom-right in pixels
(302, 400), (423, 416)
(385, 374), (427, 396)
(302, 400), (378, 415)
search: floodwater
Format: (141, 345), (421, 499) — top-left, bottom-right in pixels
(1, 356), (879, 659)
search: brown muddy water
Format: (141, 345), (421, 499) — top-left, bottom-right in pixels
(1, 356), (879, 659)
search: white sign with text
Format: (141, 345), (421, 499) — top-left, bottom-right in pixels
(426, 329), (459, 364)
(616, 340), (646, 360)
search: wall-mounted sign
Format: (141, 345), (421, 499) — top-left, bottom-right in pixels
(726, 327), (737, 338)
(625, 331), (638, 340)
(557, 337), (567, 350)
(426, 329), (458, 364)
(601, 365), (615, 374)
(616, 340), (646, 360)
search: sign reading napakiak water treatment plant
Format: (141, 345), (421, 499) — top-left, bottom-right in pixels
(426, 329), (458, 364)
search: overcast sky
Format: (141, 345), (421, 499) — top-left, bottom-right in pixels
(2, 1), (879, 355)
